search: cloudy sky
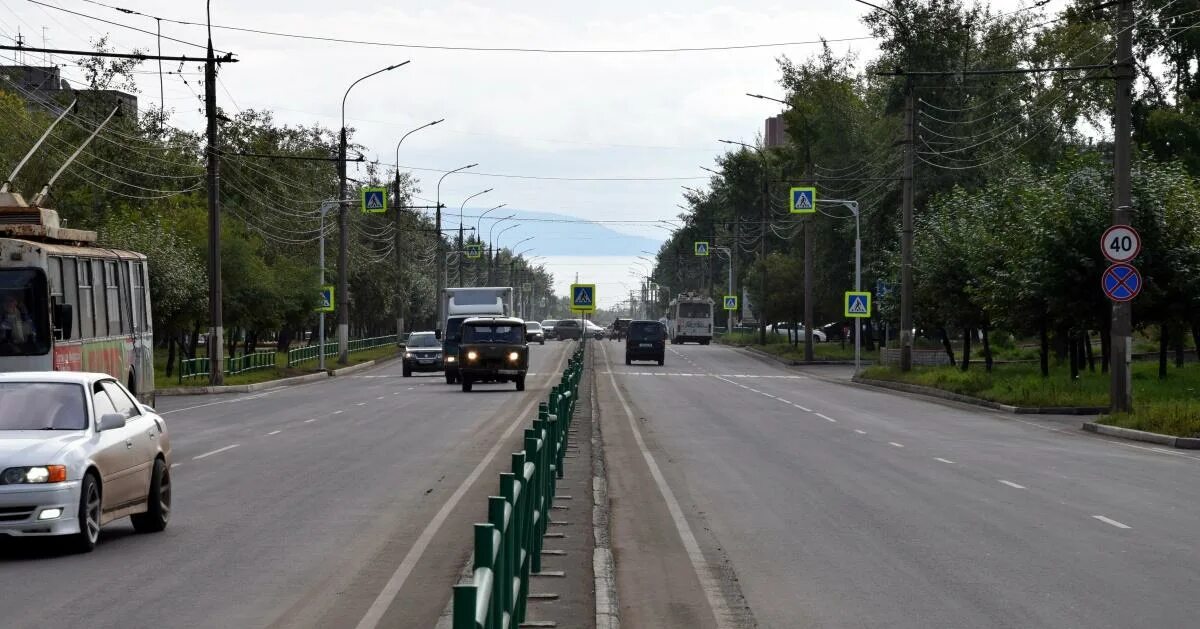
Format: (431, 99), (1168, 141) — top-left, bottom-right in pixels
(1, 0), (1048, 307)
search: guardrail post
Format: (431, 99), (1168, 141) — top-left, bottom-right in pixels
(453, 584), (478, 629)
(473, 522), (495, 628)
(488, 495), (508, 621)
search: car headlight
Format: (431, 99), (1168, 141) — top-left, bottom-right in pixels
(404, 352), (413, 358)
(467, 351), (478, 361)
(508, 351), (520, 362)
(1, 465), (67, 484)
(446, 356), (456, 363)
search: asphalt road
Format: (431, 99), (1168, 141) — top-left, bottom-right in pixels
(596, 340), (1200, 629)
(0, 342), (574, 629)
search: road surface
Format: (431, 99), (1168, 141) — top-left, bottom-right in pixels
(0, 342), (573, 629)
(597, 340), (1200, 629)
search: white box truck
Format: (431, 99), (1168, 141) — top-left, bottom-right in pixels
(440, 287), (514, 384)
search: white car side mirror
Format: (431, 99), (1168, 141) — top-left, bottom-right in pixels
(98, 413), (127, 432)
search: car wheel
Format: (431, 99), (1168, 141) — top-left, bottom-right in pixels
(658, 357), (665, 366)
(625, 356), (632, 366)
(131, 458), (171, 534)
(402, 365), (412, 377)
(516, 375), (526, 391)
(461, 376), (473, 392)
(71, 473), (101, 553)
(540, 340), (545, 345)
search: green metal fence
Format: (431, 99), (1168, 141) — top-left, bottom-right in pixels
(178, 350), (277, 383)
(286, 335), (400, 368)
(452, 341), (586, 629)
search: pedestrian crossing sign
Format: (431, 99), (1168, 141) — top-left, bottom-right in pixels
(316, 285), (335, 312)
(694, 241), (710, 256)
(571, 283), (596, 312)
(723, 295), (738, 311)
(790, 187), (816, 214)
(361, 187), (387, 214)
(844, 291), (871, 318)
(465, 244), (482, 259)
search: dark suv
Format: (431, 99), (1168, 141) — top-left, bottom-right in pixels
(625, 320), (667, 365)
(402, 331), (443, 377)
(554, 318), (582, 341)
(609, 318), (631, 341)
(458, 317), (530, 392)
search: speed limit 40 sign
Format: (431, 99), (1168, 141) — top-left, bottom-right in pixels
(1101, 225), (1141, 263)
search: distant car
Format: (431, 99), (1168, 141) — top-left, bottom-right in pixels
(541, 319), (559, 340)
(458, 317), (529, 392)
(402, 331), (443, 377)
(609, 318), (631, 341)
(554, 318), (582, 340)
(525, 321), (546, 345)
(625, 320), (667, 366)
(766, 322), (827, 342)
(584, 320), (606, 339)
(0, 372), (172, 553)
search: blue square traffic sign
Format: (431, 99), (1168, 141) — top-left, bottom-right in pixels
(571, 283), (596, 312)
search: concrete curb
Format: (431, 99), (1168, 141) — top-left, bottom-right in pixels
(1082, 422), (1200, 449)
(589, 344), (620, 629)
(737, 344), (862, 366)
(851, 376), (1108, 415)
(328, 360), (376, 377)
(156, 370), (329, 396)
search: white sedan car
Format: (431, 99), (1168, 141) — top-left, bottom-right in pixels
(0, 372), (172, 552)
(766, 322), (828, 342)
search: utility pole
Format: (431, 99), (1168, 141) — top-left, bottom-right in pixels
(802, 148), (815, 362)
(759, 160), (769, 345)
(394, 171), (404, 338)
(899, 78), (915, 372)
(204, 6), (223, 385)
(1111, 0), (1134, 411)
(336, 126), (349, 363)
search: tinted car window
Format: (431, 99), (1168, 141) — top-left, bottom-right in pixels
(463, 324), (524, 343)
(0, 382), (87, 430)
(556, 320), (579, 328)
(407, 334), (440, 348)
(445, 317), (467, 340)
(628, 322), (665, 341)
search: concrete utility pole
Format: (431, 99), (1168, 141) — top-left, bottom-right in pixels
(1111, 0), (1134, 411)
(899, 78), (915, 371)
(204, 2), (223, 385)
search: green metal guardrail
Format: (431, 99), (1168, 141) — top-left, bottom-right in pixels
(452, 341), (586, 629)
(286, 335), (400, 368)
(178, 350), (277, 383)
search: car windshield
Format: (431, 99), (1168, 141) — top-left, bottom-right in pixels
(463, 324), (524, 344)
(557, 320), (578, 327)
(628, 322), (664, 341)
(407, 334), (439, 348)
(0, 269), (51, 357)
(526, 322), (542, 330)
(542, 320), (558, 327)
(0, 382), (87, 430)
(445, 317), (467, 340)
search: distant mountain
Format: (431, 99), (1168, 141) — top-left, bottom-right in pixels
(463, 208), (664, 256)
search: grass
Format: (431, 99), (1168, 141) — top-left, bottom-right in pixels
(154, 343), (400, 390)
(861, 361), (1200, 437)
(719, 331), (882, 361)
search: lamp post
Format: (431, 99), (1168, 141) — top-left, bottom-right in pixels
(435, 163), (477, 328)
(392, 118), (442, 337)
(457, 188), (493, 284)
(487, 214), (516, 285)
(337, 60), (409, 364)
(820, 199), (863, 373)
(719, 138), (770, 346)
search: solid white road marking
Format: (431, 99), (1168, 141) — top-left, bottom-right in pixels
(816, 413), (837, 423)
(267, 430), (282, 436)
(889, 442), (905, 448)
(795, 404), (812, 412)
(304, 418), (317, 423)
(193, 444), (240, 460)
(935, 457), (955, 464)
(355, 343), (573, 629)
(854, 429), (867, 435)
(170, 463), (181, 469)
(998, 480), (1026, 489)
(356, 402), (366, 406)
(377, 396), (385, 400)
(333, 410), (344, 415)
(601, 343), (735, 628)
(777, 399), (791, 404)
(1092, 515), (1131, 529)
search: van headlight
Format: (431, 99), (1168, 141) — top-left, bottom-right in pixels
(467, 351), (478, 361)
(446, 356), (456, 363)
(508, 352), (520, 362)
(404, 352), (413, 358)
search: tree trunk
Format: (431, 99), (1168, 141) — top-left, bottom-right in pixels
(188, 321), (201, 358)
(1069, 333), (1079, 381)
(276, 328), (293, 353)
(1173, 323), (1185, 368)
(165, 332), (177, 378)
(960, 327), (972, 372)
(227, 327), (239, 359)
(1054, 325), (1069, 362)
(981, 323), (993, 373)
(864, 319), (876, 351)
(1039, 317), (1049, 378)
(1083, 329), (1095, 372)
(1159, 323), (1168, 379)
(940, 328), (956, 366)
(1100, 319), (1111, 374)
(1192, 319), (1200, 363)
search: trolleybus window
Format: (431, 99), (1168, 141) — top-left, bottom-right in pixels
(0, 268), (50, 356)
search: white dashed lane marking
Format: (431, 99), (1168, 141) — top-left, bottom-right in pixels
(998, 480), (1026, 489)
(193, 444), (239, 460)
(1092, 515), (1132, 529)
(304, 419), (317, 423)
(816, 413), (837, 423)
(854, 429), (867, 435)
(935, 457), (955, 464)
(889, 442), (905, 448)
(267, 430), (282, 436)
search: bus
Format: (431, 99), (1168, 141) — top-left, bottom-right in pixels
(667, 292), (714, 345)
(0, 200), (154, 401)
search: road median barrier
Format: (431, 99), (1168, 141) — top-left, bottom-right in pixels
(452, 341), (586, 629)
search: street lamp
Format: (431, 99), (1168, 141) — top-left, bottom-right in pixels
(392, 118), (442, 338)
(435, 163), (477, 325)
(819, 199), (864, 372)
(457, 188), (493, 284)
(476, 203), (507, 235)
(719, 138), (770, 346)
(336, 60), (409, 364)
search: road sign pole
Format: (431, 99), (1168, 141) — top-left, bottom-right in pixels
(854, 202), (862, 375)
(1111, 0), (1134, 413)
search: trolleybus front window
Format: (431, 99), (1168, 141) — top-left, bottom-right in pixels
(0, 269), (50, 356)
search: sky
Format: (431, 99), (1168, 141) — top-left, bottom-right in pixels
(0, 0), (1054, 307)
